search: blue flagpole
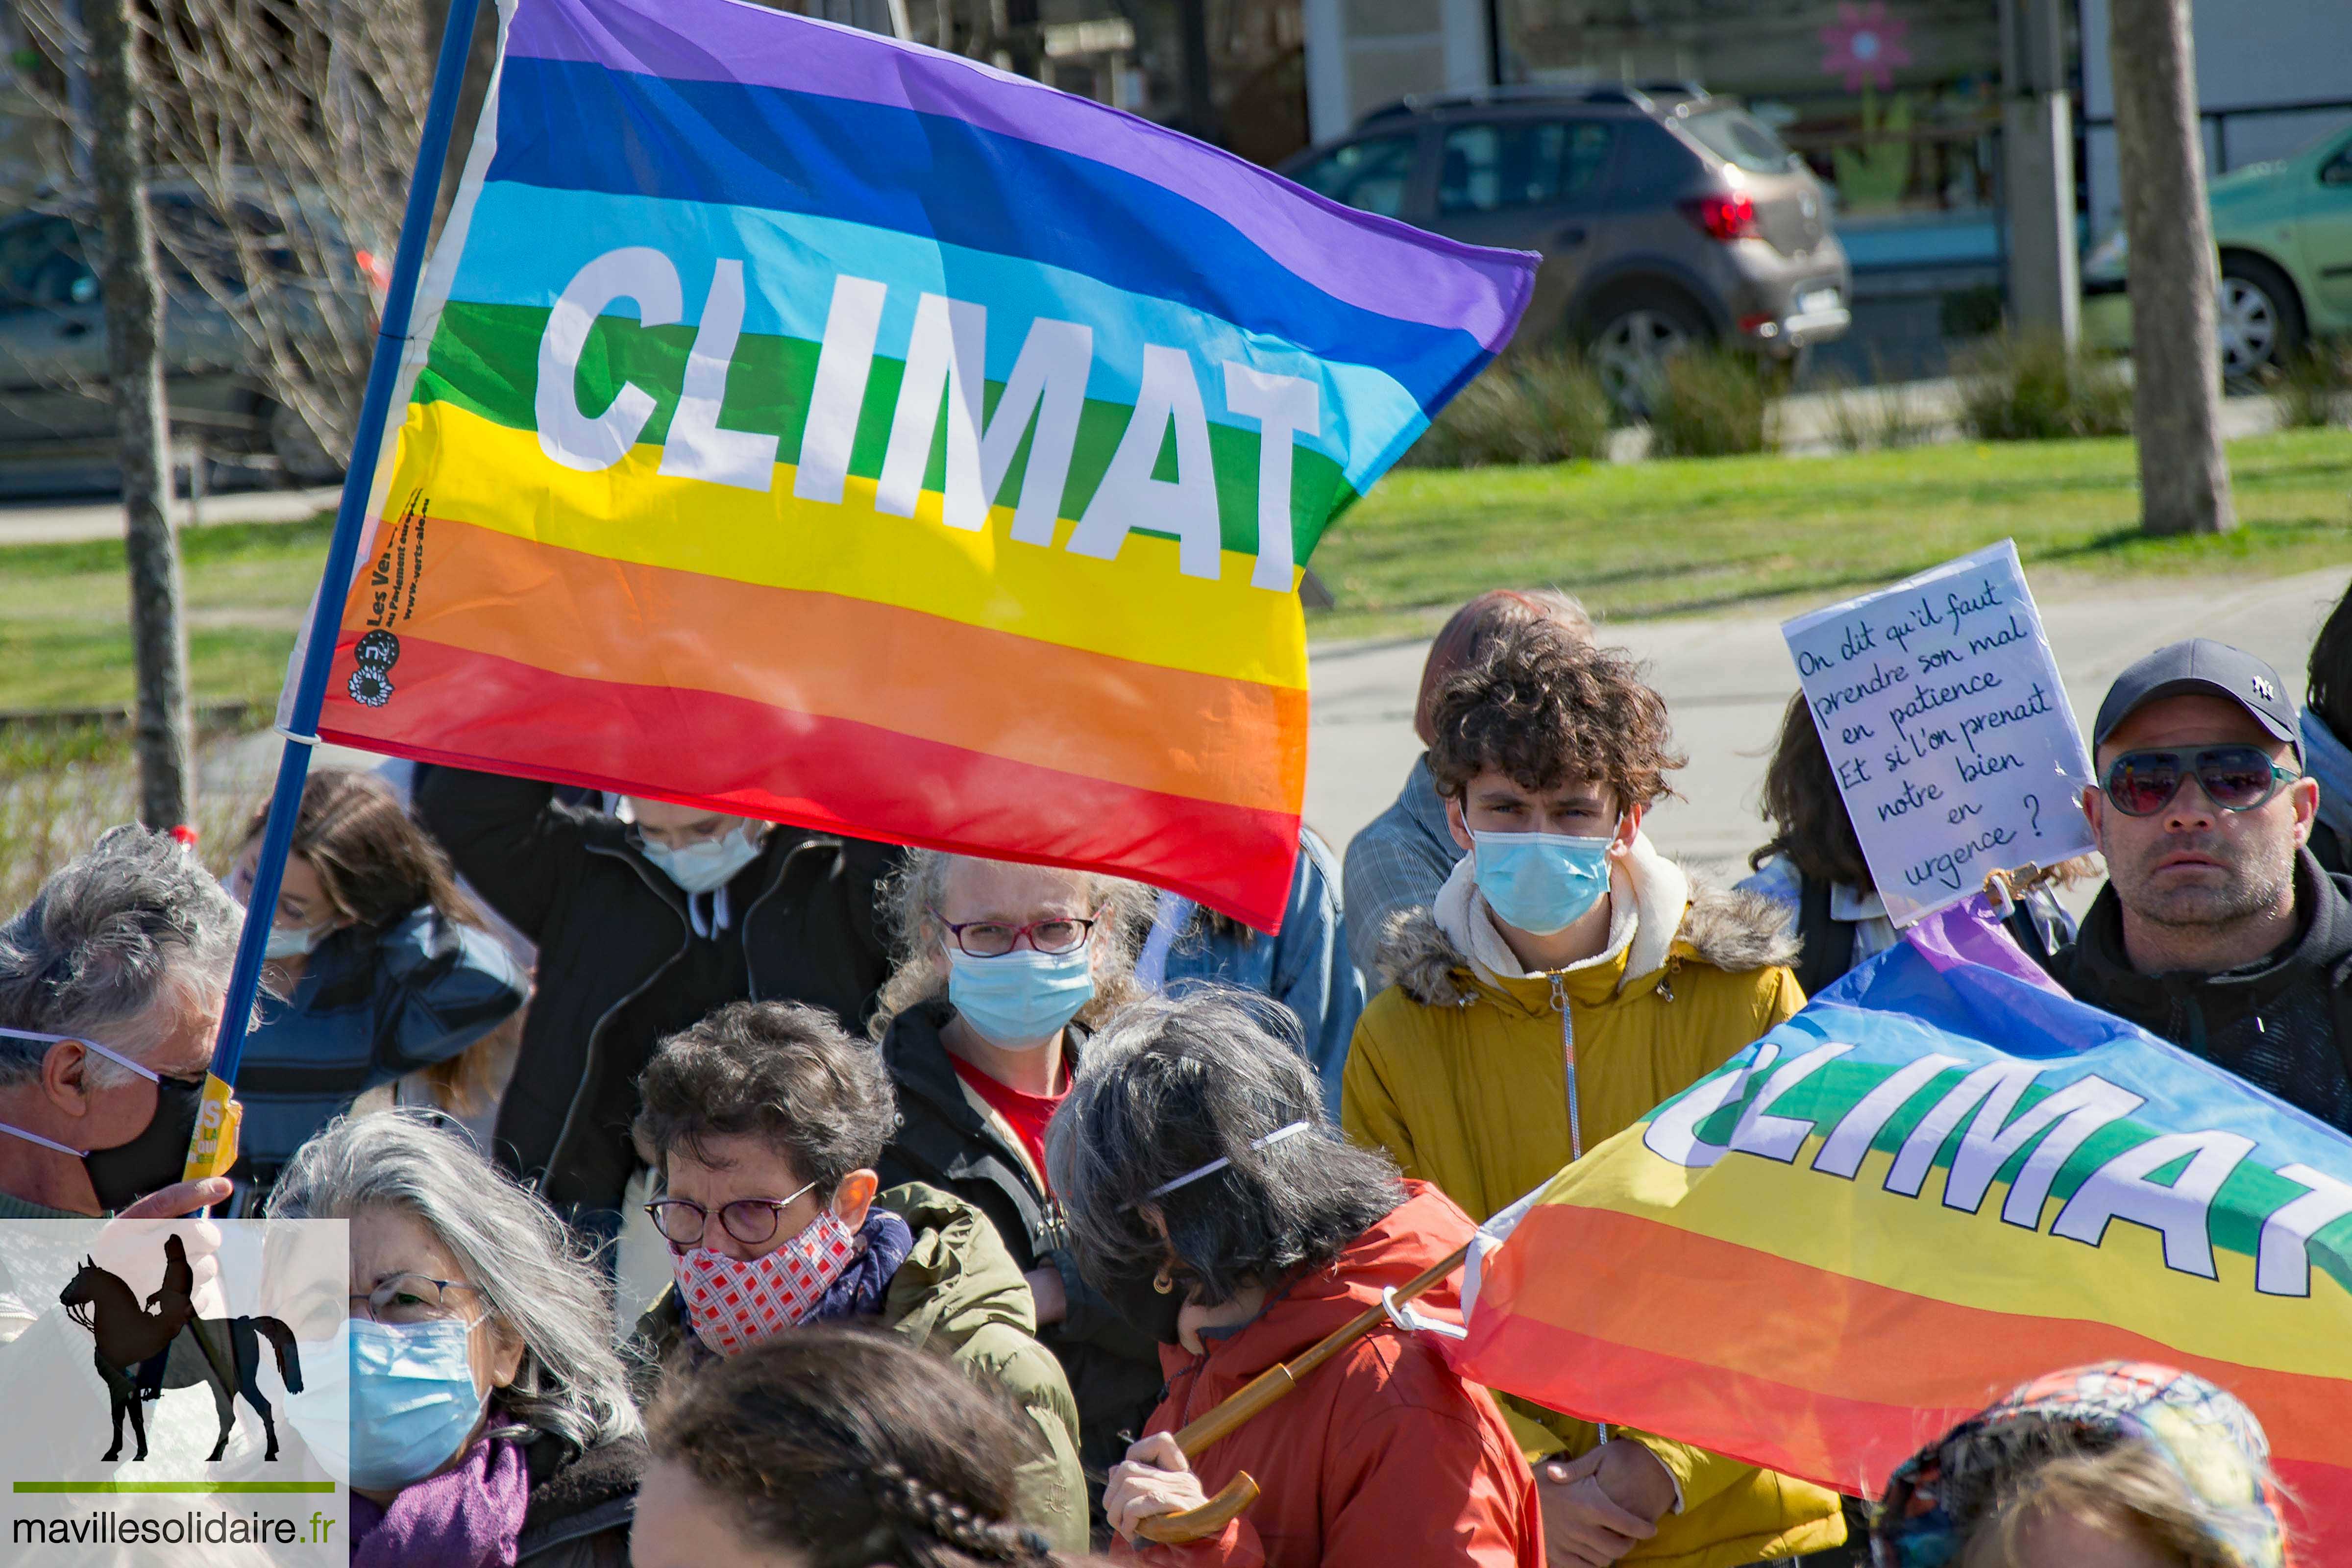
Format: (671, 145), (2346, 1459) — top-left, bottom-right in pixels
(191, 0), (488, 1175)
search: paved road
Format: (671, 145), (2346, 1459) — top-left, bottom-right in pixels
(1307, 565), (2352, 888)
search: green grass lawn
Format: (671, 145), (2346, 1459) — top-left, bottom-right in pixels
(0, 427), (2346, 710)
(0, 514), (331, 711)
(1310, 427), (2352, 641)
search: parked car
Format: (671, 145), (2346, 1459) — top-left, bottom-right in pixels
(2083, 120), (2352, 382)
(0, 179), (376, 491)
(1278, 83), (1851, 404)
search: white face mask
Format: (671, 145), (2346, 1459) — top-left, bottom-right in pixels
(262, 921), (330, 960)
(638, 822), (765, 894)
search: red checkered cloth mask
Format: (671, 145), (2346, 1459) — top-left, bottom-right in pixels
(672, 1208), (858, 1356)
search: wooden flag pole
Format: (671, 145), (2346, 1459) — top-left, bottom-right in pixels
(184, 0), (489, 1186)
(1134, 1241), (1474, 1544)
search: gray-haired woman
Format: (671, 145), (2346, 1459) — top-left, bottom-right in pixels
(868, 850), (1167, 1500)
(1047, 991), (1541, 1567)
(267, 1111), (643, 1568)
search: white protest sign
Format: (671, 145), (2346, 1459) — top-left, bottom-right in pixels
(1781, 539), (2095, 926)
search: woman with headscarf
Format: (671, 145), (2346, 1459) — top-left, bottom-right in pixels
(1873, 1361), (2292, 1568)
(1048, 989), (1541, 1567)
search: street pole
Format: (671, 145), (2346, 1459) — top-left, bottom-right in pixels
(1999, 0), (2079, 343)
(2108, 0), (2232, 536)
(85, 0), (192, 832)
(185, 0), (488, 1182)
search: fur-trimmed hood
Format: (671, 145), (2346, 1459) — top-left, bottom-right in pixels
(1374, 848), (1799, 1008)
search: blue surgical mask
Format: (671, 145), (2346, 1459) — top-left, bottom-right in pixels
(639, 823), (764, 894)
(948, 946), (1095, 1048)
(1470, 828), (1617, 936)
(283, 1318), (488, 1490)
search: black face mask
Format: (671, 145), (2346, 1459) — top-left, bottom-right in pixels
(1102, 1268), (1188, 1346)
(81, 1072), (206, 1213)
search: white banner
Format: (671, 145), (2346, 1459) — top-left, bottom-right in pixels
(1782, 539), (2096, 926)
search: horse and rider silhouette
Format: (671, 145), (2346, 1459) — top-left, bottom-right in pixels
(59, 1236), (303, 1464)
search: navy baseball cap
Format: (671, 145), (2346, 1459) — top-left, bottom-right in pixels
(2091, 638), (2301, 760)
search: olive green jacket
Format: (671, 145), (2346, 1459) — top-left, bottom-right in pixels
(635, 1182), (1087, 1553)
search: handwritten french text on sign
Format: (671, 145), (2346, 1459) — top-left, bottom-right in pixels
(1782, 540), (2094, 926)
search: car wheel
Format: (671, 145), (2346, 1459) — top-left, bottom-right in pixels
(2216, 255), (2305, 384)
(1584, 289), (1711, 412)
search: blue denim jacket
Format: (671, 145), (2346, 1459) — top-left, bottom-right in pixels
(235, 906), (528, 1170)
(1144, 830), (1365, 1116)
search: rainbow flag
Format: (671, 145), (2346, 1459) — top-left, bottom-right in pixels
(1453, 919), (2352, 1552)
(301, 0), (1531, 929)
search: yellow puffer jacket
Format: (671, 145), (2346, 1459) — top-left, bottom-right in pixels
(1342, 843), (1844, 1568)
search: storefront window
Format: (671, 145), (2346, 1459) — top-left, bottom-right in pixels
(1497, 0), (2003, 221)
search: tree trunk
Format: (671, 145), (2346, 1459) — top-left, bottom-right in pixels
(2108, 0), (2233, 536)
(420, 0), (501, 238)
(86, 0), (193, 828)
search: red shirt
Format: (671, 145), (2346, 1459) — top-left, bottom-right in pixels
(949, 1054), (1065, 1193)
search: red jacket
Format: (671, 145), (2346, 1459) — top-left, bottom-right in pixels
(1115, 1181), (1542, 1568)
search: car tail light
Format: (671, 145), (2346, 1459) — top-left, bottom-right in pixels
(1681, 193), (1758, 242)
(355, 247), (392, 297)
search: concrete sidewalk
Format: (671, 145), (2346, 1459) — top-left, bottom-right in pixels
(1307, 565), (2352, 887)
(0, 485), (341, 547)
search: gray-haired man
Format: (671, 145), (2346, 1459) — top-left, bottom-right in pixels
(0, 826), (242, 1219)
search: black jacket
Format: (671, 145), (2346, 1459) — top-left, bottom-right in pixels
(873, 1000), (1166, 1481)
(2313, 820), (2347, 879)
(1789, 874), (2070, 998)
(2051, 848), (2352, 1132)
(516, 1431), (642, 1568)
(414, 767), (901, 1207)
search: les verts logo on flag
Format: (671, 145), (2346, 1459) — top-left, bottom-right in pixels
(303, 0), (1534, 928)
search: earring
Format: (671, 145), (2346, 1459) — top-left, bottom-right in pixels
(1152, 1265), (1174, 1296)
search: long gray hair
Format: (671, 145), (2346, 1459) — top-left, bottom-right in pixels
(266, 1111), (641, 1453)
(868, 849), (1151, 1039)
(1046, 988), (1403, 1307)
(0, 825), (243, 1085)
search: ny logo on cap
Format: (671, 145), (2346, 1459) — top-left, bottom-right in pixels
(2252, 676), (2277, 701)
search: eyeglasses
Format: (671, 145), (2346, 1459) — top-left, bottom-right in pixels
(644, 1179), (817, 1248)
(2099, 746), (2302, 817)
(935, 910), (1103, 958)
(351, 1273), (487, 1325)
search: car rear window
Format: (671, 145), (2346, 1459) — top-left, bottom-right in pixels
(1678, 107), (1798, 174)
(1288, 133), (1419, 219)
(1437, 120), (1618, 214)
(1611, 120), (1698, 196)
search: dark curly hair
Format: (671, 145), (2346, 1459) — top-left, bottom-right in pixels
(647, 1327), (1072, 1568)
(1750, 691), (1874, 891)
(634, 1001), (897, 1196)
(1414, 588), (1593, 746)
(1424, 619), (1685, 809)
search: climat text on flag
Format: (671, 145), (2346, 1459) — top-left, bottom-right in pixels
(298, 0), (1533, 929)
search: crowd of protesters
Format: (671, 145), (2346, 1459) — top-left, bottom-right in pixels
(0, 568), (2346, 1568)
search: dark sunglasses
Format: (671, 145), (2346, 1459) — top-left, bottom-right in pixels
(2099, 745), (2301, 817)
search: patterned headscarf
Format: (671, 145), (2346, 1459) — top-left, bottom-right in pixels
(1874, 1361), (2290, 1568)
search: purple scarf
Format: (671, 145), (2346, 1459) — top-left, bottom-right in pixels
(350, 1433), (530, 1568)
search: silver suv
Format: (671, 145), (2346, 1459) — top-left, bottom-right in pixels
(1280, 84), (1851, 403)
